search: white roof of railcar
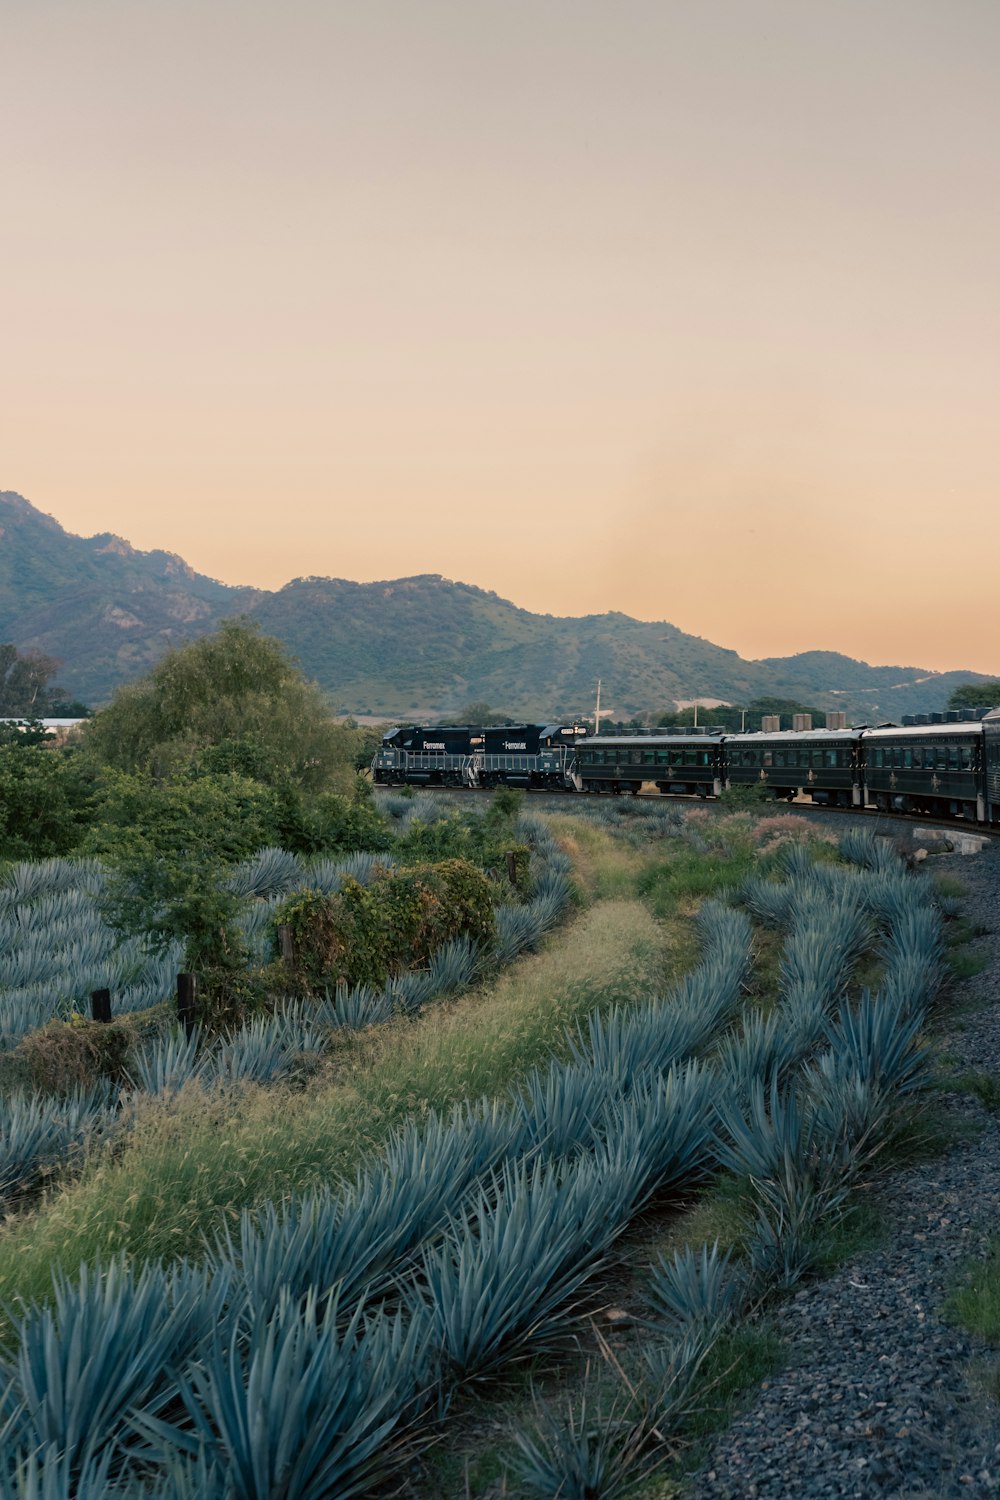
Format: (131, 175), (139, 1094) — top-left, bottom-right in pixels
(725, 728), (860, 745)
(579, 733), (724, 747)
(861, 722), (985, 740)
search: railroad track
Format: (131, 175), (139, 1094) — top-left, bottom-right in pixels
(387, 783), (1000, 841)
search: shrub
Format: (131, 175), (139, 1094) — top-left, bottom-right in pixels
(17, 1016), (133, 1094)
(716, 781), (772, 811)
(277, 859), (497, 992)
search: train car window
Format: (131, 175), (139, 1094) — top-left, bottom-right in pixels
(824, 750), (837, 768)
(912, 748), (923, 769)
(698, 751), (710, 767)
(681, 749), (694, 766)
(774, 751), (786, 768)
(948, 748), (959, 771)
(903, 749), (913, 768)
(641, 751), (654, 766)
(872, 748), (883, 769)
(962, 747), (973, 770)
(656, 750), (670, 766)
(763, 751), (773, 768)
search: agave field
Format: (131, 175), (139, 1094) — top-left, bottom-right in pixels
(0, 801), (955, 1499)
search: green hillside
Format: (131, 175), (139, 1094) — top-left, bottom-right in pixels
(0, 492), (993, 720)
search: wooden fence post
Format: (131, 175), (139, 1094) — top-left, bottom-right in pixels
(177, 973), (198, 1038)
(90, 988), (112, 1024)
(277, 924), (295, 966)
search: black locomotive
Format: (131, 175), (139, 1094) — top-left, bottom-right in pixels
(372, 723), (587, 791)
(372, 709), (1000, 825)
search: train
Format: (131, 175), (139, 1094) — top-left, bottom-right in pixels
(372, 709), (1000, 826)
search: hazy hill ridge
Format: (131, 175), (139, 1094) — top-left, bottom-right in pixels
(0, 492), (990, 719)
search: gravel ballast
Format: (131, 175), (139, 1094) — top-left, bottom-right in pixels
(690, 821), (1000, 1500)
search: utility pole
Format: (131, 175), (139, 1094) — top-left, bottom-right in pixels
(594, 678), (602, 735)
(693, 701), (698, 728)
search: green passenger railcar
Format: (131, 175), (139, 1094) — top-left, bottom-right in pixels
(863, 723), (984, 822)
(576, 729), (724, 797)
(724, 731), (862, 807)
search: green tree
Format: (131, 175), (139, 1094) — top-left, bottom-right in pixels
(947, 682), (1000, 712)
(0, 745), (92, 859)
(460, 701), (512, 725)
(81, 620), (357, 791)
(87, 769), (285, 987)
(654, 698), (826, 733)
(0, 644), (62, 717)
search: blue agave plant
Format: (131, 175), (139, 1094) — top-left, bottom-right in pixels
(3, 1257), (231, 1480)
(644, 1242), (746, 1335)
(131, 1291), (432, 1500)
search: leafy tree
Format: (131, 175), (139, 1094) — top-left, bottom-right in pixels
(272, 782), (393, 855)
(46, 697), (91, 718)
(0, 644), (62, 717)
(87, 766), (393, 991)
(87, 770), (284, 985)
(81, 620), (358, 790)
(86, 767), (284, 869)
(348, 723), (386, 773)
(460, 701), (512, 725)
(0, 745), (93, 859)
(947, 682), (1000, 712)
(0, 717), (54, 748)
(654, 698), (826, 733)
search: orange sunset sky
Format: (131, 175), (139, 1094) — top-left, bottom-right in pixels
(2, 1), (998, 674)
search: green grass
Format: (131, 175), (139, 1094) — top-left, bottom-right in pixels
(947, 947), (989, 980)
(679, 1323), (786, 1443)
(949, 1070), (1000, 1113)
(636, 846), (753, 919)
(933, 873), (969, 902)
(947, 1244), (1000, 1397)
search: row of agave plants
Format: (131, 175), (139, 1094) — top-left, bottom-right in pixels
(0, 812), (573, 1209)
(0, 829), (949, 1497)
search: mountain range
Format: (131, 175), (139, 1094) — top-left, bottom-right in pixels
(0, 491), (993, 722)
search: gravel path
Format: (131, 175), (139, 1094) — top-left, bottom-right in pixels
(690, 826), (1000, 1499)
